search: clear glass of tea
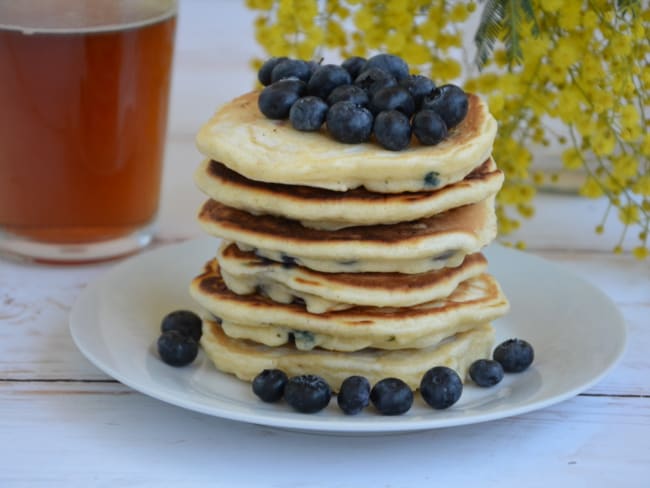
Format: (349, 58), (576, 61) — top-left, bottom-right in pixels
(0, 0), (177, 263)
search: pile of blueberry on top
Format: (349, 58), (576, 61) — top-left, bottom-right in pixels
(257, 54), (469, 151)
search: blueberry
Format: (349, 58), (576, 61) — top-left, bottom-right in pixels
(420, 366), (463, 409)
(271, 59), (311, 83)
(157, 330), (198, 367)
(373, 110), (411, 151)
(369, 86), (415, 116)
(307, 64), (352, 100)
(399, 74), (436, 108)
(424, 171), (440, 187)
(284, 374), (332, 413)
(161, 309), (202, 342)
(422, 84), (469, 129)
(327, 84), (369, 106)
(493, 339), (535, 373)
(307, 59), (322, 77)
(354, 68), (397, 97)
(469, 359), (504, 387)
(370, 378), (413, 415)
(363, 54), (409, 81)
(412, 109), (448, 145)
(326, 101), (373, 143)
(252, 369), (288, 403)
(290, 96), (328, 131)
(337, 376), (370, 415)
(258, 79), (306, 119)
(258, 56), (288, 86)
(341, 56), (367, 79)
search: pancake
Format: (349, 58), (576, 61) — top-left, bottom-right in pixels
(218, 242), (489, 313)
(197, 197), (497, 273)
(194, 158), (504, 230)
(201, 320), (495, 391)
(189, 259), (509, 351)
(195, 91), (497, 193)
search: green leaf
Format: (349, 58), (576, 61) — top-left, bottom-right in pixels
(474, 0), (505, 69)
(474, 0), (539, 70)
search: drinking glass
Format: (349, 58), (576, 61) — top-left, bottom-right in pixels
(0, 0), (177, 262)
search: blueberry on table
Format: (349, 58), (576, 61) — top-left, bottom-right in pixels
(420, 366), (463, 409)
(399, 74), (436, 108)
(363, 54), (409, 81)
(422, 84), (469, 129)
(161, 309), (202, 342)
(258, 78), (306, 119)
(493, 339), (535, 373)
(307, 64), (352, 100)
(337, 375), (370, 415)
(252, 369), (288, 403)
(258, 56), (288, 86)
(290, 96), (328, 131)
(284, 375), (332, 413)
(469, 359), (504, 387)
(326, 101), (373, 143)
(412, 109), (448, 146)
(341, 56), (367, 79)
(270, 58), (311, 83)
(369, 85), (415, 116)
(354, 68), (397, 97)
(327, 84), (369, 106)
(157, 330), (198, 367)
(373, 110), (412, 151)
(370, 377), (413, 415)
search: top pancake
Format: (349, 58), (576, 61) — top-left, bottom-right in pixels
(195, 91), (497, 193)
(194, 157), (504, 229)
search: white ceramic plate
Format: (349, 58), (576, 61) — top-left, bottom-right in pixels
(70, 238), (626, 434)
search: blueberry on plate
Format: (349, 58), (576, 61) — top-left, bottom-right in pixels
(354, 67), (397, 97)
(307, 64), (352, 100)
(369, 85), (415, 116)
(337, 375), (370, 415)
(290, 96), (328, 131)
(252, 369), (288, 403)
(270, 58), (312, 83)
(370, 377), (413, 415)
(399, 74), (436, 108)
(493, 339), (535, 373)
(373, 110), (412, 151)
(161, 309), (202, 342)
(258, 78), (307, 119)
(327, 84), (369, 106)
(157, 330), (198, 367)
(420, 366), (463, 409)
(469, 359), (504, 387)
(412, 109), (448, 146)
(284, 374), (332, 413)
(422, 84), (469, 129)
(341, 56), (367, 79)
(257, 56), (288, 86)
(326, 101), (373, 143)
(363, 53), (409, 81)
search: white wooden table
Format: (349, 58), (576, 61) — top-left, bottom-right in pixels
(1, 1), (649, 486)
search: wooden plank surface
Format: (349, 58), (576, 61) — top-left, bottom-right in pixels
(1, 381), (649, 487)
(1, 0), (649, 486)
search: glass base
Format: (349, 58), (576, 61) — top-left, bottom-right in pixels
(0, 222), (156, 264)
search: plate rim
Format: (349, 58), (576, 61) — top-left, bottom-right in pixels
(69, 238), (627, 434)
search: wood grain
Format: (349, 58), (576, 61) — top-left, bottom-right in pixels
(0, 0), (648, 485)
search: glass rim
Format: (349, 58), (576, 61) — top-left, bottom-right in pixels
(0, 0), (177, 34)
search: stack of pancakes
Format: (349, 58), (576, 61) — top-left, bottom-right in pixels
(190, 91), (509, 391)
